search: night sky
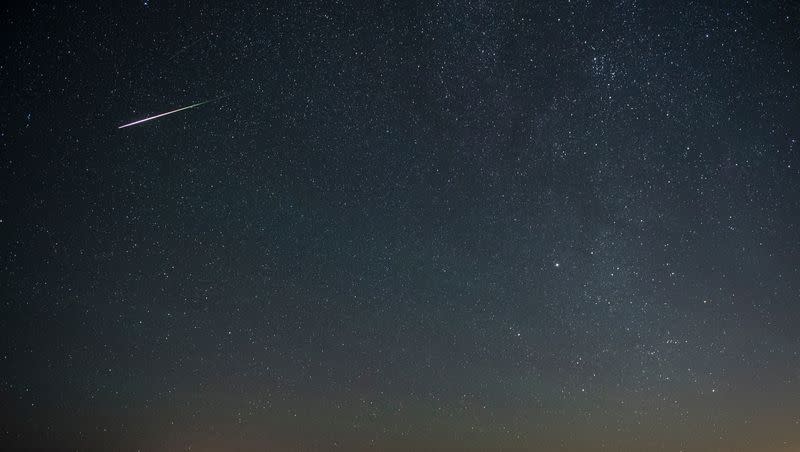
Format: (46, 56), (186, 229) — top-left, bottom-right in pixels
(2, 1), (800, 451)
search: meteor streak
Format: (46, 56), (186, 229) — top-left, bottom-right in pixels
(117, 99), (215, 129)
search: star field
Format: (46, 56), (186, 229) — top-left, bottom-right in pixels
(2, 1), (800, 451)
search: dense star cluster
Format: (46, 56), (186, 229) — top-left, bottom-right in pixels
(2, 1), (799, 451)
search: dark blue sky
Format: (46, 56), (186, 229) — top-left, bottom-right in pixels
(2, 1), (800, 450)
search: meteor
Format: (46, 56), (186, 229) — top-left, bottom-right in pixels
(117, 98), (216, 129)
